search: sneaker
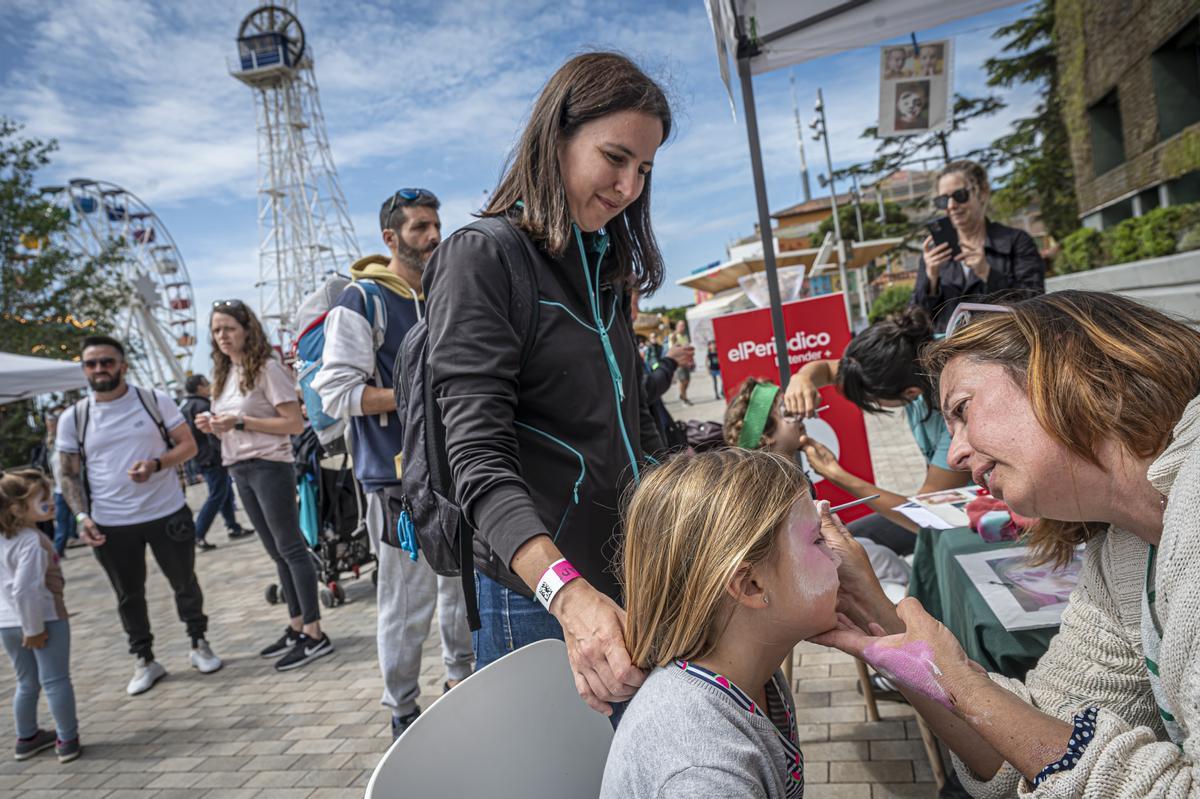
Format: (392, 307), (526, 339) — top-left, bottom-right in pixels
(14, 729), (55, 761)
(274, 632), (334, 672)
(391, 707), (421, 740)
(189, 639), (223, 674)
(196, 540), (217, 552)
(259, 627), (300, 659)
(227, 526), (254, 540)
(55, 737), (81, 764)
(126, 658), (167, 696)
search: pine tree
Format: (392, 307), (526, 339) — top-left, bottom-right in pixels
(0, 117), (126, 467)
(984, 0), (1079, 242)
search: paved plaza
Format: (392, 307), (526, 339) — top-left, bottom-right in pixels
(0, 374), (940, 798)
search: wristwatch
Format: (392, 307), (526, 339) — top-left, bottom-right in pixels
(234, 415), (245, 431)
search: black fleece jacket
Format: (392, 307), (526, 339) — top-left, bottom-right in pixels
(423, 217), (664, 601)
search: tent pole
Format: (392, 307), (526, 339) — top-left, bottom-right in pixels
(737, 55), (791, 388)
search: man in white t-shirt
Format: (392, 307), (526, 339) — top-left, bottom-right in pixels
(57, 335), (224, 696)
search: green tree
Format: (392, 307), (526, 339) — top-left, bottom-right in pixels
(0, 117), (126, 467)
(984, 0), (1079, 242)
(815, 200), (912, 243)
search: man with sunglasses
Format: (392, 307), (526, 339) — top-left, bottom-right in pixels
(57, 335), (223, 696)
(911, 160), (1046, 332)
(313, 188), (473, 738)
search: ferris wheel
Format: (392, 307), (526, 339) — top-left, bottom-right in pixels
(39, 179), (197, 391)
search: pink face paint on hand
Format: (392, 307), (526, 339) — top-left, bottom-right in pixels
(862, 640), (953, 711)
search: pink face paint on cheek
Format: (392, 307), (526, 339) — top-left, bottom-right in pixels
(862, 640), (953, 711)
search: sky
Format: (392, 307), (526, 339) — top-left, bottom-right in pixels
(0, 0), (1039, 376)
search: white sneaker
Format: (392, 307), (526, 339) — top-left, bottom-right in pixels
(126, 658), (167, 696)
(189, 639), (223, 674)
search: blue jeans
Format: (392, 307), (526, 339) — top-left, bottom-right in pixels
(473, 572), (626, 727)
(195, 465), (240, 541)
(52, 493), (77, 556)
(0, 620), (77, 741)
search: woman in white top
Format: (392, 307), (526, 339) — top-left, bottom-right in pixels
(196, 300), (333, 671)
(0, 469), (79, 763)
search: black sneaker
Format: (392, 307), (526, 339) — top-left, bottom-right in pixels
(196, 540), (217, 552)
(14, 729), (56, 761)
(391, 707), (421, 740)
(274, 632), (334, 671)
(228, 526), (254, 540)
(259, 627), (300, 659)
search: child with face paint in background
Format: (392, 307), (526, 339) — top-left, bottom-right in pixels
(602, 448), (839, 798)
(724, 378), (911, 595)
(0, 470), (79, 763)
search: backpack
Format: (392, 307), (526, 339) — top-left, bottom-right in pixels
(72, 386), (175, 512)
(293, 276), (387, 454)
(179, 396), (221, 469)
(385, 216), (540, 631)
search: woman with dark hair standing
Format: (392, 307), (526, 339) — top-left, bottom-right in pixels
(195, 300), (333, 671)
(424, 51), (670, 718)
(782, 306), (972, 556)
(911, 159), (1046, 332)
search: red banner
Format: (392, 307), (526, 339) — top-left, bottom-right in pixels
(712, 293), (875, 522)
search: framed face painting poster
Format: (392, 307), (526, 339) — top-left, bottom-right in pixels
(878, 39), (953, 137)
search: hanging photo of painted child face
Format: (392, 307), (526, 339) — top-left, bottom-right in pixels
(878, 38), (952, 137)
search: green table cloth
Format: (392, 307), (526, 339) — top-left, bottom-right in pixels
(908, 527), (1058, 681)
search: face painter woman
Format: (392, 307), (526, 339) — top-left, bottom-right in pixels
(814, 291), (1200, 797)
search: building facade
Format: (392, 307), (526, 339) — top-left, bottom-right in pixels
(1056, 0), (1200, 229)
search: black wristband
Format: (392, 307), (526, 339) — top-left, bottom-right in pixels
(154, 457), (162, 473)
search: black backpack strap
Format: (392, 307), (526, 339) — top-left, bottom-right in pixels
(468, 216), (540, 366)
(132, 387), (173, 449)
(72, 398), (91, 513)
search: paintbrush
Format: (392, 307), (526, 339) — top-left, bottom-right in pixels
(829, 494), (880, 513)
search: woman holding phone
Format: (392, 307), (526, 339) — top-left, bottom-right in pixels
(910, 160), (1046, 332)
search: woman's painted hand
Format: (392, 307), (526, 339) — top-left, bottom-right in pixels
(812, 599), (986, 715)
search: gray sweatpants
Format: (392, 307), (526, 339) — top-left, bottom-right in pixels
(366, 491), (473, 717)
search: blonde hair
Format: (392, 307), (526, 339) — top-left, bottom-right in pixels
(621, 449), (810, 669)
(0, 470), (51, 538)
(722, 377), (780, 449)
(922, 290), (1200, 566)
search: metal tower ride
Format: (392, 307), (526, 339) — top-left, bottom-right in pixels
(230, 2), (359, 346)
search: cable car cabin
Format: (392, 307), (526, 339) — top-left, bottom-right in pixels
(133, 228), (156, 244)
(170, 297), (191, 310)
(105, 203), (128, 222)
(176, 333), (196, 347)
(72, 196), (97, 214)
(238, 32), (293, 71)
(156, 257), (179, 274)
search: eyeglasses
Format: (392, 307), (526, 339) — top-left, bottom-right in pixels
(933, 188), (971, 209)
(387, 188), (438, 217)
(944, 302), (1014, 338)
(212, 299), (246, 310)
(82, 357), (118, 370)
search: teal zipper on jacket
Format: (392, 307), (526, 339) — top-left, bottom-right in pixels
(574, 225), (640, 483)
(514, 421), (585, 541)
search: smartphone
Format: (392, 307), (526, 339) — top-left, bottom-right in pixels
(926, 217), (961, 259)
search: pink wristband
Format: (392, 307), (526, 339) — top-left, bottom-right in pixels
(535, 558), (580, 611)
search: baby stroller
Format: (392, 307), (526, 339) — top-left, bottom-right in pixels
(263, 426), (376, 608)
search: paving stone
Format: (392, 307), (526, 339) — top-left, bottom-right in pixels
(802, 741), (871, 762)
(870, 740), (930, 761)
(804, 785), (873, 799)
(829, 721), (908, 741)
(872, 784), (938, 798)
(830, 761), (914, 783)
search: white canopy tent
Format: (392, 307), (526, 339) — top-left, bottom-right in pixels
(0, 352), (87, 404)
(704, 0), (1021, 383)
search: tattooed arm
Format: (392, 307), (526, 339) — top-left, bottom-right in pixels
(58, 451), (105, 547)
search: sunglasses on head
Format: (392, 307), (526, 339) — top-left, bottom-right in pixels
(944, 303), (1014, 338)
(387, 188), (437, 216)
(82, 357), (118, 370)
(933, 188), (971, 210)
(212, 299), (246, 310)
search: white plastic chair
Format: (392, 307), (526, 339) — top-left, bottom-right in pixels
(364, 639), (615, 798)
